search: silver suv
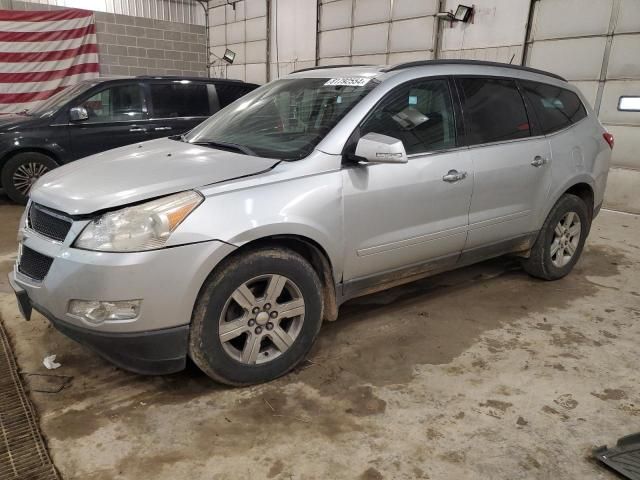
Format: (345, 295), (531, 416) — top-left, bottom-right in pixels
(9, 60), (612, 385)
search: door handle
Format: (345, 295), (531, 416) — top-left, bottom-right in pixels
(154, 126), (173, 131)
(442, 169), (467, 183)
(129, 127), (147, 133)
(531, 155), (548, 167)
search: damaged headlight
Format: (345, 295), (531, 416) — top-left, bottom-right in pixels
(74, 191), (203, 252)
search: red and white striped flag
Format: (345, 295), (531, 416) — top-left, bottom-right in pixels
(0, 8), (99, 114)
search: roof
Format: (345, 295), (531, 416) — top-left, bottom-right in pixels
(289, 60), (566, 83)
(77, 75), (257, 86)
(383, 60), (566, 82)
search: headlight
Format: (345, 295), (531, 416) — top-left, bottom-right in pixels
(74, 191), (203, 252)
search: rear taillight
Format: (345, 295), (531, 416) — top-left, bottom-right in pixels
(603, 132), (614, 149)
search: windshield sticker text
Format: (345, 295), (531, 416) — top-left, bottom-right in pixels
(324, 77), (371, 87)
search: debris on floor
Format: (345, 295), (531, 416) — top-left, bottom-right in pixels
(43, 354), (61, 370)
(594, 433), (640, 480)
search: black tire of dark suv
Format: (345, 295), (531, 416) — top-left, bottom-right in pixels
(2, 152), (58, 205)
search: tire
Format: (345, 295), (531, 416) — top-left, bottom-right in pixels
(523, 193), (590, 280)
(1, 152), (58, 205)
(189, 248), (323, 386)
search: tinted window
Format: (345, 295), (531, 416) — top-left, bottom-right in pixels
(521, 81), (587, 134)
(458, 77), (530, 144)
(150, 83), (209, 118)
(79, 85), (144, 123)
(358, 79), (456, 155)
(215, 83), (253, 108)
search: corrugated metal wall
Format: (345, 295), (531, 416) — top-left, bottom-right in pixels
(8, 0), (205, 24)
(208, 0), (317, 83)
(439, 0), (529, 63)
(209, 0), (270, 83)
(318, 0), (439, 66)
(525, 0), (640, 213)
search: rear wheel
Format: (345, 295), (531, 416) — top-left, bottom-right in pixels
(523, 194), (590, 280)
(1, 152), (58, 204)
(189, 248), (323, 385)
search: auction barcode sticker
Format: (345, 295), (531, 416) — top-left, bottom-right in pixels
(324, 77), (371, 87)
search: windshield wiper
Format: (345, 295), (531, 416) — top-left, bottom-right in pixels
(192, 140), (256, 156)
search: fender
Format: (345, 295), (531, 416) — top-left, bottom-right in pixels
(539, 173), (596, 227)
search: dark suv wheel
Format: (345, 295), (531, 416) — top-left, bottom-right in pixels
(1, 152), (58, 204)
(189, 247), (323, 385)
(523, 193), (590, 280)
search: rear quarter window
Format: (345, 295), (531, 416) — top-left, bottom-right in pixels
(520, 81), (587, 134)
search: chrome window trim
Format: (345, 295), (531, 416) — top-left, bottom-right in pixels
(406, 145), (469, 159)
(148, 115), (210, 121)
(65, 119), (152, 126)
(543, 115), (588, 138)
(463, 133), (546, 151)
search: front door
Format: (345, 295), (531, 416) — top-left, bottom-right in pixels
(455, 77), (553, 250)
(69, 83), (150, 159)
(342, 78), (473, 292)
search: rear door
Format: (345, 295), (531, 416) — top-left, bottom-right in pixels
(145, 80), (212, 139)
(69, 82), (149, 158)
(456, 76), (552, 251)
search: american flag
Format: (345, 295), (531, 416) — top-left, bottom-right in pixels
(0, 8), (99, 114)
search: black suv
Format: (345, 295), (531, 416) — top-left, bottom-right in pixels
(0, 76), (258, 203)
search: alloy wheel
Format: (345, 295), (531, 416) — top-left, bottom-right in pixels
(218, 274), (305, 365)
(12, 162), (49, 195)
(550, 211), (581, 268)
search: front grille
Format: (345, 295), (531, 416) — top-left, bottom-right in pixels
(18, 246), (54, 282)
(28, 203), (72, 242)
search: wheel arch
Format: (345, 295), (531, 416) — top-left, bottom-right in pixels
(564, 182), (595, 220)
(216, 234), (340, 322)
(542, 176), (596, 227)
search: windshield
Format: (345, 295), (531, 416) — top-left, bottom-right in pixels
(29, 82), (97, 117)
(185, 77), (378, 160)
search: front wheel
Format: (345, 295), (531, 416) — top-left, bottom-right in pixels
(523, 193), (590, 280)
(189, 248), (323, 385)
(1, 152), (58, 204)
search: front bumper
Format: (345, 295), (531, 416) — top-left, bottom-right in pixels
(12, 230), (235, 333)
(10, 276), (188, 374)
(9, 230), (236, 374)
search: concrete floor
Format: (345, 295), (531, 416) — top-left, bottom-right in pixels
(0, 195), (638, 480)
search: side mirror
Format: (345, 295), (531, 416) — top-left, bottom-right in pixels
(354, 132), (408, 164)
(69, 106), (88, 122)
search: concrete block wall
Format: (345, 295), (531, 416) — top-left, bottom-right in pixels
(10, 0), (207, 78)
(94, 12), (207, 77)
(526, 0), (640, 214)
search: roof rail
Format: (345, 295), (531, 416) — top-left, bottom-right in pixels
(291, 64), (373, 74)
(383, 60), (567, 82)
(135, 75), (243, 82)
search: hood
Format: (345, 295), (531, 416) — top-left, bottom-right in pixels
(0, 113), (39, 130)
(31, 137), (279, 215)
